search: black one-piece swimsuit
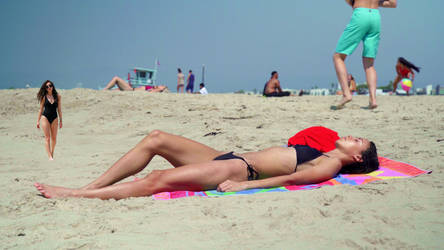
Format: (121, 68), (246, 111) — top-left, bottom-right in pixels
(42, 97), (58, 124)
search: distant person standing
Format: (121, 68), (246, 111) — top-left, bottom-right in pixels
(263, 71), (291, 97)
(186, 70), (195, 93)
(177, 68), (185, 93)
(36, 80), (63, 160)
(333, 0), (397, 109)
(392, 57), (420, 94)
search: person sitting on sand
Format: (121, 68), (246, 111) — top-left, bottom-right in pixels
(36, 80), (63, 161)
(194, 83), (208, 95)
(336, 74), (357, 95)
(35, 128), (378, 200)
(263, 71), (291, 97)
(392, 57), (420, 94)
(103, 76), (167, 92)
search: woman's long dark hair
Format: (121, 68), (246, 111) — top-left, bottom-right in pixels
(399, 57), (421, 73)
(37, 80), (58, 103)
(339, 141), (379, 174)
(350, 0), (355, 6)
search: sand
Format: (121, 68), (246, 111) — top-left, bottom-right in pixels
(0, 88), (443, 249)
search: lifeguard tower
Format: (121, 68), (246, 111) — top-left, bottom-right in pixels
(127, 60), (158, 88)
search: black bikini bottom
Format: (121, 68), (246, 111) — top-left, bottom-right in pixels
(213, 152), (259, 180)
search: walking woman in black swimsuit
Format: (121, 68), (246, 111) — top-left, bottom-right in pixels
(35, 129), (378, 199)
(36, 80), (63, 160)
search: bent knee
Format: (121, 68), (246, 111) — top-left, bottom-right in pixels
(148, 129), (164, 138)
(141, 130), (166, 149)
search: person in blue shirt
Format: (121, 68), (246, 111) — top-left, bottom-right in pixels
(186, 70), (195, 93)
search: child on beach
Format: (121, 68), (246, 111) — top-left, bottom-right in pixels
(35, 128), (378, 200)
(333, 0), (397, 109)
(392, 57), (420, 95)
(36, 80), (63, 160)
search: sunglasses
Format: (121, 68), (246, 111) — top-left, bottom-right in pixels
(46, 84), (53, 89)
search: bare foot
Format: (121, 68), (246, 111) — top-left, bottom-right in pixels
(331, 97), (352, 110)
(34, 182), (76, 198)
(49, 157), (54, 161)
(368, 103), (378, 109)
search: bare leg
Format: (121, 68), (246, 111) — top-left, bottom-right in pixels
(36, 158), (248, 200)
(40, 116), (53, 160)
(81, 130), (222, 190)
(392, 75), (402, 93)
(148, 86), (167, 93)
(363, 57), (377, 109)
(103, 76), (133, 91)
(333, 53), (352, 107)
(50, 118), (58, 158)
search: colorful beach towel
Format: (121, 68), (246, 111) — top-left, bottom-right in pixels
(152, 157), (430, 200)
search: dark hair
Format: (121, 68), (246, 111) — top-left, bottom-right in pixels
(271, 71), (277, 77)
(398, 57), (420, 73)
(339, 141), (379, 174)
(200, 83), (205, 87)
(189, 70), (192, 73)
(37, 80), (58, 103)
(178, 68), (182, 73)
(350, 0), (355, 6)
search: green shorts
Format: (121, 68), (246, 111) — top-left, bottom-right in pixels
(335, 8), (381, 58)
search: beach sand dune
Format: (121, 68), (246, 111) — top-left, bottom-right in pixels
(1, 88), (443, 249)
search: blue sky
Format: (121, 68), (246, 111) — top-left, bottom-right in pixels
(0, 0), (442, 92)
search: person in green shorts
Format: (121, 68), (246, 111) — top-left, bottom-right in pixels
(333, 0), (397, 109)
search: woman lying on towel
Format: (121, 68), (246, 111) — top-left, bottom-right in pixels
(103, 76), (167, 92)
(35, 129), (379, 200)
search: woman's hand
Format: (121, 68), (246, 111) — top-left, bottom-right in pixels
(217, 179), (248, 192)
(59, 120), (63, 129)
(37, 122), (40, 129)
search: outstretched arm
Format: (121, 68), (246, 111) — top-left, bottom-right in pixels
(379, 0), (397, 8)
(218, 159), (342, 192)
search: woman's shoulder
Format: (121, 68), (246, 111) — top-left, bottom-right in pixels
(319, 155), (342, 168)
